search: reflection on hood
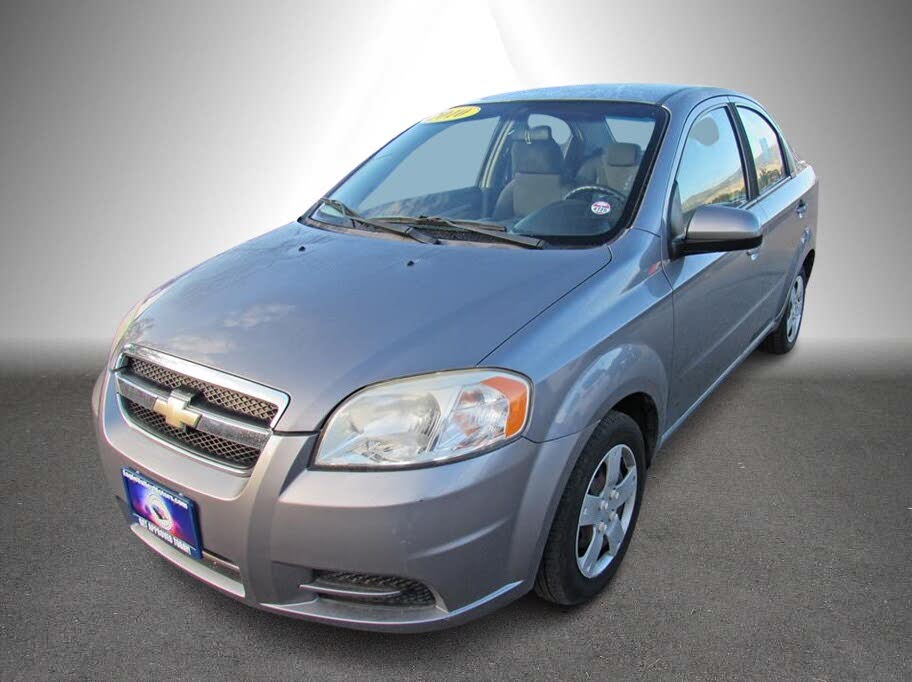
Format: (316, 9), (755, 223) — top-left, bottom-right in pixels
(126, 222), (611, 429)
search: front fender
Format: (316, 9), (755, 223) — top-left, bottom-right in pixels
(482, 229), (673, 446)
(548, 343), (668, 442)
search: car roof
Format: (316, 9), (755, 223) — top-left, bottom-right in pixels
(472, 83), (751, 111)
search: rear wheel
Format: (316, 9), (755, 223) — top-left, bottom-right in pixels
(535, 412), (645, 606)
(761, 268), (806, 354)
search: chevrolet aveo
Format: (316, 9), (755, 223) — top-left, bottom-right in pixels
(92, 84), (817, 631)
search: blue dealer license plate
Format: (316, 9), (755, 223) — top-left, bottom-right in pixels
(122, 468), (202, 560)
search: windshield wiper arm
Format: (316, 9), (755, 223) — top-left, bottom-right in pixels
(376, 215), (545, 249)
(313, 198), (438, 245)
(417, 217), (508, 231)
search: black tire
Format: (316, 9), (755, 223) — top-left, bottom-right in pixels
(534, 411), (646, 606)
(761, 268), (807, 355)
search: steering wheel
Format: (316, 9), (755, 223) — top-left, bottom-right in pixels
(563, 185), (627, 207)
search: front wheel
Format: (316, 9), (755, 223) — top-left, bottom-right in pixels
(535, 412), (646, 606)
(761, 268), (806, 354)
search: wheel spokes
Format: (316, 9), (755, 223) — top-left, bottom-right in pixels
(611, 469), (637, 509)
(786, 275), (804, 342)
(580, 532), (604, 575)
(605, 520), (624, 555)
(579, 494), (602, 526)
(605, 445), (622, 485)
(575, 443), (639, 578)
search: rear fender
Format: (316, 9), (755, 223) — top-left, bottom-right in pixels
(775, 168), (818, 323)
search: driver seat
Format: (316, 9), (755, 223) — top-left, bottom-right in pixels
(493, 126), (565, 219)
(575, 142), (642, 195)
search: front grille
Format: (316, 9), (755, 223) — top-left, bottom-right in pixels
(116, 351), (283, 470)
(312, 571), (436, 607)
(124, 401), (261, 468)
(126, 356), (277, 424)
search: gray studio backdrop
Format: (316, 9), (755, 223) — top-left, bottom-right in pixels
(2, 0), (911, 359)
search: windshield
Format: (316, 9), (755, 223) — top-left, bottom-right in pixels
(309, 101), (666, 246)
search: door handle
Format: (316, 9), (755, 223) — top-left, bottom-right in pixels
(795, 200), (808, 218)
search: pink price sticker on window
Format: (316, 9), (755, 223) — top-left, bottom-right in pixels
(590, 200), (612, 215)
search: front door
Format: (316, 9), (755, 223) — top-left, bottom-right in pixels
(664, 105), (767, 425)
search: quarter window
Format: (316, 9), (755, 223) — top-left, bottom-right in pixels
(737, 107), (786, 194)
(674, 108), (747, 217)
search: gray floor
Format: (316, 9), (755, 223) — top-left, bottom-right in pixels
(2, 342), (910, 680)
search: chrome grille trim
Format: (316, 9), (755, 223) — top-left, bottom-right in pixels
(115, 373), (270, 450)
(114, 344), (289, 471)
(121, 401), (261, 471)
(119, 344), (289, 428)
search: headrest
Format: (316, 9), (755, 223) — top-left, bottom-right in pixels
(604, 142), (640, 167)
(512, 126), (563, 174)
(517, 125), (553, 143)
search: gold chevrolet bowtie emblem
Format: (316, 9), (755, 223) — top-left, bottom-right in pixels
(152, 388), (201, 430)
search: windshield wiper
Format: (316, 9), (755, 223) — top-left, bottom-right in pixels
(376, 215), (545, 249)
(409, 216), (508, 231)
(312, 198), (438, 245)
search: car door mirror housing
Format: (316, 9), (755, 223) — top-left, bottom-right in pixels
(670, 204), (762, 258)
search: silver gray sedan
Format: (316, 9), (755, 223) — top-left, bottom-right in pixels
(93, 83), (817, 631)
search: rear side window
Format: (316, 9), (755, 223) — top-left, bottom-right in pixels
(674, 108), (747, 216)
(737, 107), (786, 193)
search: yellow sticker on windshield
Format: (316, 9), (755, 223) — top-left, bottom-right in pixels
(422, 105), (481, 123)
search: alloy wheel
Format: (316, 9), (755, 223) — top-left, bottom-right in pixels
(576, 444), (638, 579)
(786, 274), (805, 343)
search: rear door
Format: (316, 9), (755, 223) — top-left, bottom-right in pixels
(731, 103), (811, 323)
(663, 103), (768, 425)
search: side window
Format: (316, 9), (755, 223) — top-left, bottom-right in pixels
(675, 108), (747, 217)
(362, 117), (498, 209)
(737, 107), (786, 193)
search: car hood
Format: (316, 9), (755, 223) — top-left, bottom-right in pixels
(124, 222), (611, 430)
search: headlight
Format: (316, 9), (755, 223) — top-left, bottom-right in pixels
(109, 287), (167, 360)
(314, 370), (531, 469)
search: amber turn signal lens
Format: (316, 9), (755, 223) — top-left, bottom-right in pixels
(482, 375), (529, 438)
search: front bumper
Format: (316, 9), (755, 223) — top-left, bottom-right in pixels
(93, 370), (589, 631)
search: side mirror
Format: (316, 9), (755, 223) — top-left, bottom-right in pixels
(670, 204), (762, 258)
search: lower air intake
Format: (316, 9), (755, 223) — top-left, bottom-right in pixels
(310, 571), (436, 607)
